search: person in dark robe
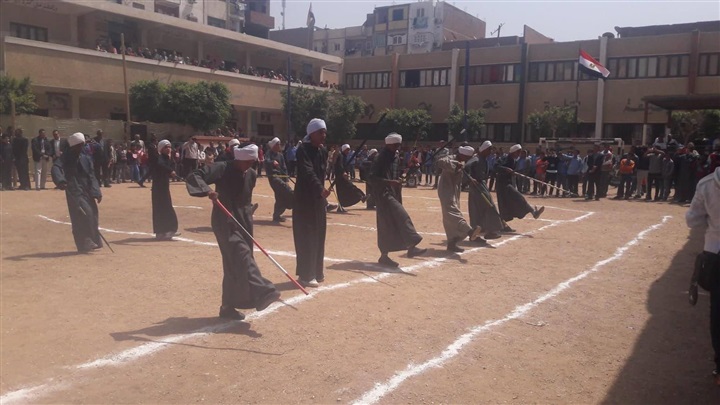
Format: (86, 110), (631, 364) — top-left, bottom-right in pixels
(466, 140), (509, 238)
(264, 137), (294, 222)
(368, 133), (427, 268)
(333, 143), (366, 213)
(495, 144), (545, 222)
(12, 128), (31, 190)
(293, 119), (330, 288)
(1, 134), (14, 190)
(152, 140), (179, 240)
(186, 143), (280, 320)
(51, 132), (103, 252)
(361, 148), (378, 209)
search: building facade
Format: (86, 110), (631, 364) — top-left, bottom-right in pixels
(1, 0), (340, 139)
(344, 22), (720, 144)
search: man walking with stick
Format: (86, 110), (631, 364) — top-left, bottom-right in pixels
(186, 143), (281, 320)
(265, 137), (294, 223)
(466, 140), (507, 239)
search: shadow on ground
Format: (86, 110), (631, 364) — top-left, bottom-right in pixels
(601, 226), (719, 403)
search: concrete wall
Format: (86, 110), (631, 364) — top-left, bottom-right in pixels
(1, 2), (76, 46)
(523, 25), (553, 44)
(440, 2), (485, 40)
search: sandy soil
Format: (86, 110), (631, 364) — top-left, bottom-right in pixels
(0, 177), (717, 404)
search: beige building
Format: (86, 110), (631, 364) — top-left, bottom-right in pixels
(344, 21), (720, 144)
(0, 0), (341, 139)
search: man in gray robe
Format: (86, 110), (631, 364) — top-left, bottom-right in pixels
(436, 145), (483, 252)
(264, 137), (294, 222)
(465, 140), (507, 238)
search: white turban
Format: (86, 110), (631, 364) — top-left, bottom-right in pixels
(509, 144), (522, 154)
(458, 145), (474, 157)
(233, 144), (258, 161)
(158, 140), (171, 151)
(68, 132), (85, 147)
(228, 138), (240, 147)
(268, 137), (280, 147)
(385, 133), (402, 145)
(368, 148), (378, 156)
(341, 144), (350, 152)
(479, 140), (492, 152)
(306, 118), (326, 136)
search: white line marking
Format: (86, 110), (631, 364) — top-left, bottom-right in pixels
(36, 216), (347, 263)
(351, 215), (671, 405)
(254, 215), (447, 237)
(5, 210), (594, 404)
(172, 205), (203, 210)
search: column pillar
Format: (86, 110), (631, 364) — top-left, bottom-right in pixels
(593, 35), (608, 139)
(448, 48), (459, 112)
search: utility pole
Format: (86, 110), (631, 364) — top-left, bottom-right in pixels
(490, 23), (504, 39)
(121, 33), (131, 137)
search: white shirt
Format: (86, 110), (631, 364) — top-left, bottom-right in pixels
(686, 167), (720, 253)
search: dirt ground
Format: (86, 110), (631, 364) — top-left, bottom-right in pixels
(1, 177), (717, 404)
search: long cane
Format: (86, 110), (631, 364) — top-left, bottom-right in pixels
(78, 206), (114, 253)
(507, 169), (578, 197)
(213, 199), (309, 295)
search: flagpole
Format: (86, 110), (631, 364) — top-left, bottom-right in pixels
(575, 46), (581, 136)
(287, 55), (292, 144)
(463, 41), (470, 141)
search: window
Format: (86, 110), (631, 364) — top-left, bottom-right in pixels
(392, 9), (404, 21)
(345, 72), (392, 90)
(207, 17), (225, 28)
(399, 68), (450, 88)
(373, 33), (386, 47)
(257, 124), (274, 137)
(459, 64), (521, 85)
(334, 43), (341, 51)
(699, 53), (720, 76)
(608, 54), (691, 79)
(416, 8), (425, 18)
(390, 34), (405, 45)
(9, 22), (48, 42)
(132, 2), (145, 10)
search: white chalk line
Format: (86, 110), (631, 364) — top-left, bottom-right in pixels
(351, 215), (672, 405)
(3, 210), (594, 405)
(36, 215), (347, 263)
(254, 215), (449, 237)
(172, 205), (203, 210)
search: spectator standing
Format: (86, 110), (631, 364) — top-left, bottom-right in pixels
(93, 130), (112, 187)
(181, 137), (199, 178)
(12, 128), (30, 190)
(634, 146), (650, 198)
(661, 152), (675, 201)
(565, 149), (583, 197)
(51, 130), (63, 162)
(31, 129), (53, 190)
(645, 147), (665, 201)
(127, 145), (140, 182)
(585, 144), (603, 201)
(115, 144), (128, 183)
(1, 134), (13, 190)
(285, 141), (298, 177)
(615, 154), (636, 199)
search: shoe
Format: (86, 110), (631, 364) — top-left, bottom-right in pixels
(252, 203), (259, 215)
(502, 226), (516, 233)
(272, 217), (286, 223)
(532, 206), (545, 219)
(316, 277), (325, 283)
(378, 254), (399, 268)
(256, 291), (281, 311)
(407, 246), (427, 258)
(361, 195), (367, 203)
(298, 278), (319, 288)
(326, 203), (338, 212)
(104, 184), (112, 188)
(219, 306), (245, 320)
(484, 232), (501, 240)
(137, 181), (145, 188)
(468, 226), (483, 241)
(337, 206), (347, 213)
(447, 240), (464, 253)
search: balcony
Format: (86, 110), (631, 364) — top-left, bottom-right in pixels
(245, 10), (274, 29)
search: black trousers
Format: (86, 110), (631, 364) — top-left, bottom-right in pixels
(710, 253), (720, 372)
(567, 174), (579, 196)
(94, 160), (110, 186)
(646, 173), (662, 200)
(586, 174), (600, 199)
(181, 158), (197, 178)
(14, 158), (30, 189)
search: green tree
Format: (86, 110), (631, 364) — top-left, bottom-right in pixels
(446, 103), (485, 140)
(527, 106), (577, 139)
(671, 110), (720, 143)
(378, 108), (433, 142)
(0, 75), (37, 115)
(280, 87), (330, 138)
(325, 94), (366, 142)
(129, 79), (231, 130)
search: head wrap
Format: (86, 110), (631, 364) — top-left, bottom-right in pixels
(341, 144), (350, 152)
(458, 145), (475, 157)
(509, 144), (522, 154)
(306, 118), (327, 136)
(479, 140), (492, 152)
(233, 144), (258, 161)
(368, 148), (378, 156)
(268, 137), (280, 147)
(68, 132), (85, 147)
(228, 138), (240, 147)
(385, 133), (402, 145)
(158, 140), (171, 151)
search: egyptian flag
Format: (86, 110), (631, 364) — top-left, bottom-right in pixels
(306, 3), (315, 27)
(578, 49), (610, 79)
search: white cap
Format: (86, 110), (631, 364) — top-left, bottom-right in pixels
(509, 144), (522, 154)
(68, 132), (85, 147)
(458, 145), (475, 157)
(233, 144), (258, 161)
(368, 148), (378, 156)
(268, 137), (280, 147)
(158, 140), (171, 151)
(479, 140), (492, 152)
(229, 138), (240, 147)
(306, 118), (326, 136)
(385, 133), (402, 145)
(341, 144), (350, 152)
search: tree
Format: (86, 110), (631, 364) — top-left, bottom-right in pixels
(446, 103), (485, 140)
(527, 106), (577, 139)
(671, 110), (720, 143)
(325, 95), (366, 142)
(0, 75), (37, 115)
(378, 108), (433, 142)
(280, 87), (365, 142)
(129, 79), (231, 130)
